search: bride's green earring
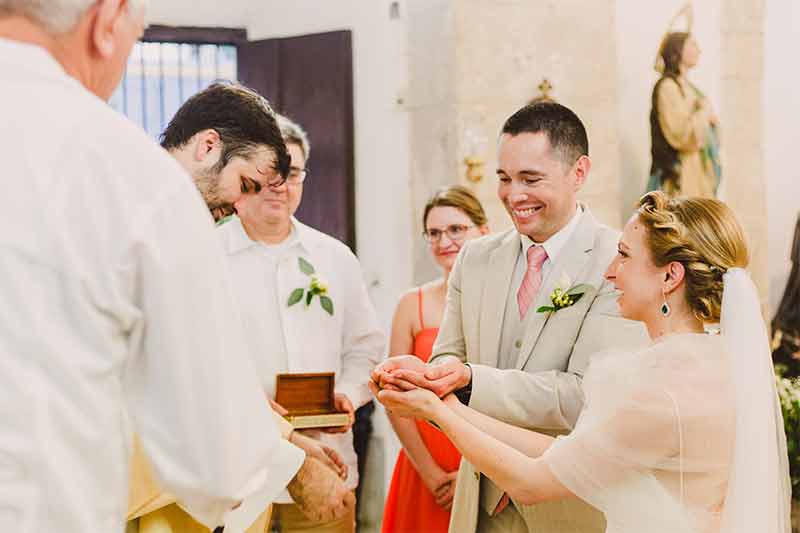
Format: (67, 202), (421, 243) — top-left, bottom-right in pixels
(661, 291), (671, 317)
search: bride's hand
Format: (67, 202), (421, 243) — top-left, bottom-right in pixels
(369, 381), (442, 420)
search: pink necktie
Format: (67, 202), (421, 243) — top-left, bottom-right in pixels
(516, 245), (548, 319)
(493, 246), (548, 517)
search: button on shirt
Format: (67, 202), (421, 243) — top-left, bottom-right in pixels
(218, 217), (384, 496)
(0, 40), (304, 531)
(497, 207), (584, 369)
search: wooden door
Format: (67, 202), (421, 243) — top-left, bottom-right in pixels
(239, 31), (356, 251)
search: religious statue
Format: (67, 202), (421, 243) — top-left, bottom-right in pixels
(647, 2), (721, 197)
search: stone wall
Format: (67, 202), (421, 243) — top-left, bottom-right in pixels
(406, 0), (459, 284)
(408, 0), (623, 283)
(720, 0), (769, 305)
(406, 0), (775, 303)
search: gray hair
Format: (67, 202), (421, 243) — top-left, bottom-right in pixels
(0, 0), (146, 35)
(277, 114), (311, 161)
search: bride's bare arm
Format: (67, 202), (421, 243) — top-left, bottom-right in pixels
(443, 395), (555, 458)
(436, 394), (573, 505)
(374, 386), (575, 505)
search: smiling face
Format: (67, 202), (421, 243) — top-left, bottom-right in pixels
(424, 206), (487, 272)
(604, 214), (667, 323)
(496, 132), (587, 242)
(234, 142), (305, 227)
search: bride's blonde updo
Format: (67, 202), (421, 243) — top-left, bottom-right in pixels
(636, 191), (749, 322)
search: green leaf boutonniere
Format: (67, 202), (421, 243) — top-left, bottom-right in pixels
(537, 273), (593, 315)
(287, 257), (335, 316)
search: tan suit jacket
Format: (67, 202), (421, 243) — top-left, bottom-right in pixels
(430, 209), (649, 533)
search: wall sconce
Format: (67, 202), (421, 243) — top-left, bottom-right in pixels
(463, 126), (487, 183)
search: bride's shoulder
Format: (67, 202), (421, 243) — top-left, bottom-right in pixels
(584, 333), (726, 389)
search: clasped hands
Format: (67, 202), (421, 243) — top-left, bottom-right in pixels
(271, 394), (355, 523)
(368, 355), (470, 419)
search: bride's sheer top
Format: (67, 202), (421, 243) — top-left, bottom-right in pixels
(542, 333), (734, 533)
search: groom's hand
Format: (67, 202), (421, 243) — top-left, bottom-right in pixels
(388, 356), (471, 398)
(371, 355), (429, 391)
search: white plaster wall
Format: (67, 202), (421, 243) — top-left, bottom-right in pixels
(615, 0), (721, 219)
(145, 0), (255, 28)
(764, 0), (800, 313)
(405, 0), (458, 285)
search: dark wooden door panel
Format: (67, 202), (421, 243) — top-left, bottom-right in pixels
(238, 31), (356, 251)
(237, 38), (280, 107)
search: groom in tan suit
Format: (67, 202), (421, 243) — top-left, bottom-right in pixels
(374, 103), (647, 532)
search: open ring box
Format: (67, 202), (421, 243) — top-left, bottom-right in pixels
(275, 372), (351, 429)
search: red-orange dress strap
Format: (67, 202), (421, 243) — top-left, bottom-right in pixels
(417, 286), (426, 330)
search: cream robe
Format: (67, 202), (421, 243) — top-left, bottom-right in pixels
(0, 38), (303, 532)
(127, 412), (295, 532)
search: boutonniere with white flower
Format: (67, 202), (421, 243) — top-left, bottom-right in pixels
(287, 257), (335, 316)
(537, 273), (593, 314)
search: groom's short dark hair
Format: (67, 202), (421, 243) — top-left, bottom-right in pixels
(502, 102), (589, 167)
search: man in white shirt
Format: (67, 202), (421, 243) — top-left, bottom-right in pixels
(128, 85), (356, 532)
(217, 115), (384, 533)
(0, 1), (348, 531)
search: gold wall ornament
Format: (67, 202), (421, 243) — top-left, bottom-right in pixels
(464, 156), (485, 183)
(529, 78), (556, 105)
(462, 125), (488, 182)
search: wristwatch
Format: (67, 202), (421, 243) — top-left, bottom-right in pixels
(453, 363), (473, 405)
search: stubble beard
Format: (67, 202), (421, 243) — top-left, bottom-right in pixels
(193, 166), (233, 222)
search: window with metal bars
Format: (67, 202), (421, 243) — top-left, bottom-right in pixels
(109, 28), (242, 140)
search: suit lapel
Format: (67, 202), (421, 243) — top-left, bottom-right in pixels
(514, 209), (599, 369)
(479, 230), (519, 367)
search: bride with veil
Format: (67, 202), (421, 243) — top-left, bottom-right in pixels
(372, 191), (791, 533)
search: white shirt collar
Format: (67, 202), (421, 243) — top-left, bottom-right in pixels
(519, 204), (584, 264)
(225, 216), (314, 255)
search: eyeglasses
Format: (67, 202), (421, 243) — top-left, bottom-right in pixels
(423, 224), (475, 243)
(240, 172), (286, 193)
(286, 167), (309, 185)
(263, 167), (308, 189)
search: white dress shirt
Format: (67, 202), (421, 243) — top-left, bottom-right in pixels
(218, 217), (384, 495)
(0, 39), (303, 532)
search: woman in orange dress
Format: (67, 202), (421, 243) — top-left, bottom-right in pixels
(381, 186), (488, 533)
